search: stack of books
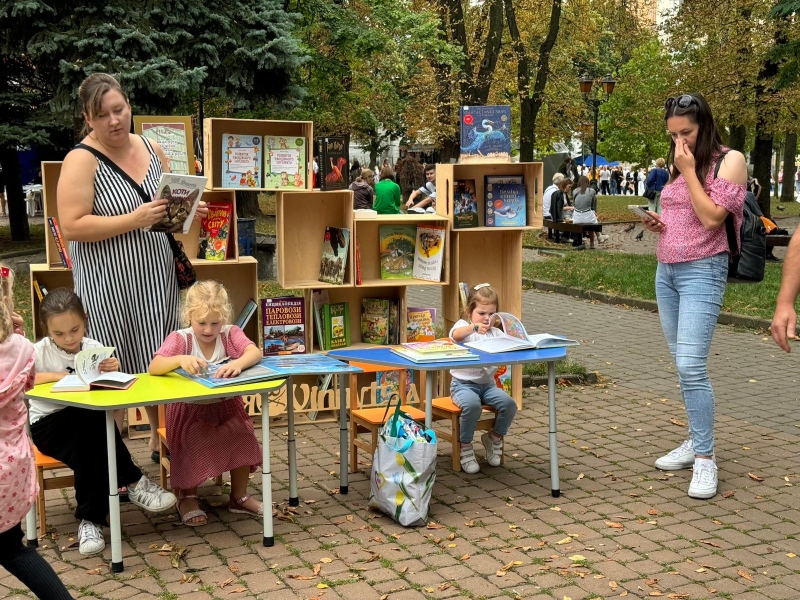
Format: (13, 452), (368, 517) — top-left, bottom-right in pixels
(390, 341), (479, 364)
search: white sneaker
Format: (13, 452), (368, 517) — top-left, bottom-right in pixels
(407, 207), (425, 214)
(598, 234), (610, 243)
(78, 520), (105, 556)
(655, 440), (695, 470)
(128, 475), (177, 513)
(460, 446), (480, 474)
(481, 432), (503, 467)
(688, 458), (718, 499)
(425, 207), (436, 214)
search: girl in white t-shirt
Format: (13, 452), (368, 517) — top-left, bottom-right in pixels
(29, 288), (176, 557)
(448, 284), (518, 474)
(149, 281), (263, 526)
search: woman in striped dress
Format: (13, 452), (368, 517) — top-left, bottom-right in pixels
(56, 73), (208, 457)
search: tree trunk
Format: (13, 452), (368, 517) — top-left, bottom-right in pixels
(236, 191), (263, 218)
(728, 124), (746, 153)
(0, 148), (30, 242)
(434, 1), (458, 161)
(773, 138), (782, 200)
(470, 0), (504, 105)
(504, 0), (532, 162)
(780, 132), (796, 203)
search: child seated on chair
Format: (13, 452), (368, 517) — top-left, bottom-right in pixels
(149, 280), (263, 526)
(448, 283), (517, 473)
(29, 288), (176, 556)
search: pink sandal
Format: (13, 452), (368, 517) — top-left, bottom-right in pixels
(229, 495), (263, 517)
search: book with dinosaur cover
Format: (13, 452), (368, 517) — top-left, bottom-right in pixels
(318, 136), (349, 191)
(463, 312), (579, 353)
(459, 105), (512, 164)
(264, 135), (307, 189)
(485, 181), (526, 227)
(47, 216), (71, 268)
(222, 134), (262, 188)
(323, 302), (350, 349)
(361, 298), (391, 345)
(319, 226), (350, 285)
(406, 307), (436, 342)
(453, 179), (478, 229)
(261, 296), (307, 356)
(197, 201), (233, 260)
(412, 225), (446, 282)
(379, 224), (416, 279)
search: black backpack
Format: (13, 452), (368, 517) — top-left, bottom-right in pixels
(715, 153), (766, 282)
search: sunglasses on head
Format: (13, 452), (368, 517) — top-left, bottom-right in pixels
(664, 94), (696, 111)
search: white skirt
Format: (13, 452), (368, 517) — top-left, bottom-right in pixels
(571, 209), (599, 224)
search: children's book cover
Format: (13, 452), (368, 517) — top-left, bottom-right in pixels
(388, 299), (400, 345)
(311, 289), (330, 350)
(323, 302), (350, 349)
(318, 136), (349, 191)
(379, 224), (416, 279)
(222, 134), (262, 188)
(375, 369), (415, 405)
(453, 179), (478, 229)
(264, 135), (307, 189)
(319, 226), (350, 285)
(261, 297), (307, 356)
(485, 182), (527, 227)
(406, 307), (436, 342)
(459, 105), (512, 164)
(494, 365), (512, 395)
(485, 175), (523, 185)
(149, 174), (207, 234)
(197, 201), (233, 260)
(412, 225), (446, 282)
(361, 298), (390, 345)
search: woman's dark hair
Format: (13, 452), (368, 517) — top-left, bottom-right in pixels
(577, 175), (590, 191)
(40, 288), (87, 331)
(664, 93), (722, 184)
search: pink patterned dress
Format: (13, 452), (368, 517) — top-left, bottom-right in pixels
(0, 334), (37, 534)
(155, 325), (262, 489)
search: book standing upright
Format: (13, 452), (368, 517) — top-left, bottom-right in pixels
(264, 136), (307, 189)
(222, 134), (262, 188)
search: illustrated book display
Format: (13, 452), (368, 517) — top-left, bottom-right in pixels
(317, 136), (349, 191)
(361, 298), (391, 345)
(379, 224), (416, 280)
(319, 226), (350, 286)
(264, 135), (307, 189)
(261, 296), (307, 356)
(463, 312), (579, 353)
(139, 121), (192, 175)
(390, 341), (479, 364)
(412, 225), (446, 282)
(147, 173), (207, 234)
(459, 105), (512, 164)
(406, 307), (436, 342)
(222, 134), (262, 188)
(453, 179), (478, 229)
(323, 302), (350, 349)
(375, 369), (414, 404)
(51, 347), (137, 392)
(485, 180), (526, 227)
(47, 216), (71, 269)
(197, 201), (232, 260)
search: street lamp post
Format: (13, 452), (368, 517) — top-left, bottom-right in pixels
(579, 73), (616, 182)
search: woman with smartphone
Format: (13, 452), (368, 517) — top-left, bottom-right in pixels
(639, 93), (746, 500)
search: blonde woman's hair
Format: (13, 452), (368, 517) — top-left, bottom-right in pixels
(181, 280), (232, 326)
(461, 283), (500, 321)
(79, 73), (129, 136)
(552, 173), (565, 184)
(655, 157), (666, 168)
(356, 168), (375, 183)
(0, 263), (14, 343)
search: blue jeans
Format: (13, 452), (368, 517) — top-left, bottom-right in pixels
(655, 253), (728, 456)
(450, 379), (517, 443)
(610, 179), (618, 195)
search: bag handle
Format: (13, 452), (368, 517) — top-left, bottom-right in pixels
(75, 142), (185, 257)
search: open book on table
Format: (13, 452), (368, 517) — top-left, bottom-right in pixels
(463, 313), (579, 353)
(51, 347), (138, 392)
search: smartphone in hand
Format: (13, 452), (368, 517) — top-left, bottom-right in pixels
(628, 205), (664, 226)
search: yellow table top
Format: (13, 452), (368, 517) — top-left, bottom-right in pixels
(25, 373), (288, 410)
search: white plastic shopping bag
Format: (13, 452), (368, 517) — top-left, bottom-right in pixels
(368, 399), (437, 526)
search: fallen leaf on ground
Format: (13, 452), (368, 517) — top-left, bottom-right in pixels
(699, 540), (721, 547)
(670, 418), (687, 427)
(722, 491), (735, 498)
(748, 473), (764, 482)
(427, 522), (444, 529)
(317, 583), (329, 588)
(320, 557), (332, 563)
(648, 509), (658, 515)
(738, 569), (755, 581)
(460, 554), (470, 560)
(605, 521), (624, 529)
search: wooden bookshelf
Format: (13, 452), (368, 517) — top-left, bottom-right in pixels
(276, 190), (354, 288)
(41, 162), (66, 269)
(354, 213), (450, 287)
(194, 256), (259, 341)
(435, 162), (544, 229)
(203, 118), (313, 191)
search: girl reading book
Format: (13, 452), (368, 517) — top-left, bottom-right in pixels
(29, 288), (177, 556)
(149, 280), (264, 526)
(0, 265), (73, 598)
(448, 283), (518, 473)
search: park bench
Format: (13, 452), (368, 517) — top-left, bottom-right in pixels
(766, 234), (792, 248)
(543, 219), (603, 243)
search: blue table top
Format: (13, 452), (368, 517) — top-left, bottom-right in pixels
(328, 346), (567, 370)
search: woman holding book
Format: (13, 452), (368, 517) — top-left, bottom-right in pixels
(638, 93), (746, 499)
(56, 73), (208, 457)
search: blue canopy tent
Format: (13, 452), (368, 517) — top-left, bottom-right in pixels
(574, 154), (619, 167)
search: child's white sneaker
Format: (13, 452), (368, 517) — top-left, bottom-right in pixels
(78, 520), (105, 555)
(128, 475), (177, 513)
(481, 432), (503, 467)
(688, 458), (718, 499)
(459, 446), (480, 474)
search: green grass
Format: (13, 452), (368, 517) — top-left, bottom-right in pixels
(257, 192), (276, 235)
(523, 358), (587, 378)
(0, 223), (46, 254)
(522, 251), (783, 321)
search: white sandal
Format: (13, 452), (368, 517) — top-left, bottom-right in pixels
(460, 447), (480, 474)
(229, 495), (264, 516)
(176, 495), (207, 527)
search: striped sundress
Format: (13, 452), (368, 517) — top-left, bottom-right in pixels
(69, 137), (180, 374)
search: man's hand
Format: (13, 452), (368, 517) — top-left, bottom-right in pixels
(771, 303), (797, 353)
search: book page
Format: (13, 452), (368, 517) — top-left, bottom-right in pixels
(51, 374), (87, 391)
(93, 372), (137, 385)
(464, 336), (531, 353)
(490, 312), (529, 341)
(75, 347), (116, 384)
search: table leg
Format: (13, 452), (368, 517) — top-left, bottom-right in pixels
(338, 373), (348, 494)
(547, 361), (560, 498)
(425, 372), (434, 428)
(25, 504), (37, 547)
(262, 386), (274, 547)
(106, 410), (123, 572)
(287, 377), (299, 507)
